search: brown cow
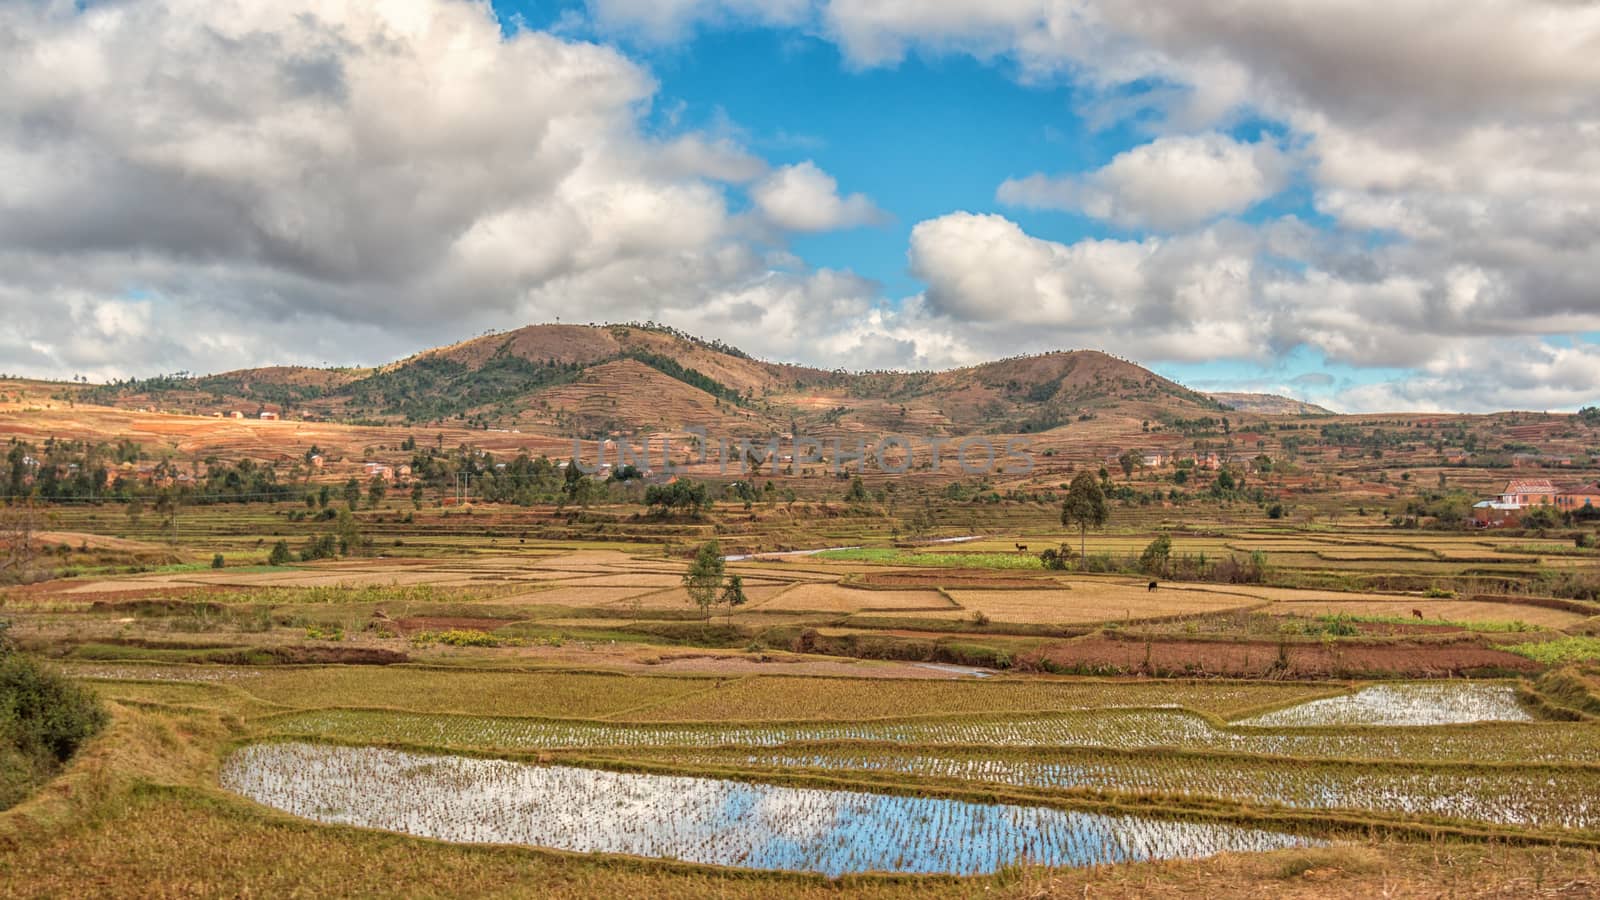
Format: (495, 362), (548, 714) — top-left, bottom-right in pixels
(1412, 608), (1424, 620)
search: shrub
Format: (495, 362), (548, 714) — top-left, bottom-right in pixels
(211, 553), (225, 569)
(1, 651), (109, 809)
(267, 540), (292, 566)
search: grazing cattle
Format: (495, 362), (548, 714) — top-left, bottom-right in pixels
(1147, 581), (1158, 592)
(1015, 543), (1028, 552)
(1412, 608), (1424, 620)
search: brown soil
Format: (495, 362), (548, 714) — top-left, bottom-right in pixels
(855, 569), (1049, 589)
(392, 616), (520, 634)
(1028, 637), (1541, 678)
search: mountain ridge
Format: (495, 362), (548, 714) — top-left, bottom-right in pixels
(82, 323), (1278, 437)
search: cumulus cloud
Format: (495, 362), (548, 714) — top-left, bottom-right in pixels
(908, 211), (1264, 362)
(750, 162), (886, 232)
(0, 0), (884, 380)
(998, 133), (1289, 229)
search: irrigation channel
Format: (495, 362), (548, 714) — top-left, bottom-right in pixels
(221, 743), (1321, 877)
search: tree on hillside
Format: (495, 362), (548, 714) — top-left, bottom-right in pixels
(342, 477), (362, 510)
(1118, 449), (1140, 479)
(1061, 471), (1108, 562)
(682, 540), (725, 619)
(268, 540), (291, 566)
(719, 573), (747, 620)
(335, 507), (365, 556)
(367, 475), (387, 508)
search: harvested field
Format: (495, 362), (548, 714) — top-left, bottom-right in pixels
(1031, 637), (1542, 678)
(749, 583), (952, 613)
(1267, 599), (1586, 628)
(897, 583), (1263, 625)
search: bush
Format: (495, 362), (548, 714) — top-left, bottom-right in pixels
(211, 553), (225, 569)
(1037, 545), (1072, 570)
(1, 651), (109, 809)
(267, 540), (292, 566)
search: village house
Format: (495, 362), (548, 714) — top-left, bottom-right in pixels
(1556, 483), (1600, 513)
(308, 454), (324, 469)
(258, 411), (279, 421)
(1140, 451), (1166, 468)
(1500, 479), (1558, 507)
(1472, 500), (1521, 527)
(363, 462), (394, 482)
(229, 411), (244, 419)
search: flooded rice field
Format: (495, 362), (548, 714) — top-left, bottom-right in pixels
(221, 742), (1321, 876)
(1235, 683), (1533, 727)
(676, 749), (1598, 830)
(267, 706), (1593, 764)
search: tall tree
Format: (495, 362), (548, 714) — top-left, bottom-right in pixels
(1061, 471), (1108, 562)
(719, 574), (747, 620)
(682, 540), (725, 619)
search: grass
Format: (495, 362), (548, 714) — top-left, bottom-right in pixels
(1501, 637), (1600, 665)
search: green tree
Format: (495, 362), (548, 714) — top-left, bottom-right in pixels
(317, 485), (331, 509)
(1060, 471), (1108, 561)
(335, 507), (364, 556)
(410, 482), (424, 510)
(682, 540), (725, 619)
(267, 540), (291, 566)
(342, 477), (362, 510)
(719, 573), (747, 619)
(845, 476), (868, 503)
(1118, 449), (1140, 479)
(210, 553), (225, 569)
(367, 475), (387, 508)
(1138, 534), (1172, 576)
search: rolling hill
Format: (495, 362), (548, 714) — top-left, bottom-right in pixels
(1209, 393), (1333, 416)
(80, 323), (1240, 438)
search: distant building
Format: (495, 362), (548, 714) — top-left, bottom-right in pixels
(308, 454), (324, 469)
(229, 411), (244, 419)
(363, 462), (394, 482)
(1500, 479), (1558, 508)
(1141, 451), (1166, 468)
(259, 411), (279, 421)
(1472, 501), (1521, 527)
(1557, 483), (1600, 513)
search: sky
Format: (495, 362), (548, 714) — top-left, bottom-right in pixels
(2, 0), (1599, 414)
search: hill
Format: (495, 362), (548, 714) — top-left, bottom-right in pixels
(79, 324), (1236, 438)
(1210, 393), (1333, 416)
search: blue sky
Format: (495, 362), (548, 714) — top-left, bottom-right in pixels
(484, 3), (1373, 404)
(4, 0), (1596, 413)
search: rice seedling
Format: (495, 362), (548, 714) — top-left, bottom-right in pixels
(220, 742), (1322, 876)
(654, 746), (1600, 831)
(260, 707), (1600, 765)
(1234, 683), (1534, 727)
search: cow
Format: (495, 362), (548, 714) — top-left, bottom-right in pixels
(1015, 543), (1029, 553)
(1412, 608), (1424, 620)
(1147, 581), (1158, 592)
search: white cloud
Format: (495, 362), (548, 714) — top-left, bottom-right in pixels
(907, 211), (1263, 362)
(750, 162), (886, 232)
(0, 0), (887, 381)
(998, 133), (1288, 229)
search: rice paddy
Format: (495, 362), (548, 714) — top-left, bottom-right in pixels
(654, 746), (1600, 831)
(259, 704), (1600, 765)
(1233, 683), (1535, 727)
(221, 742), (1324, 876)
